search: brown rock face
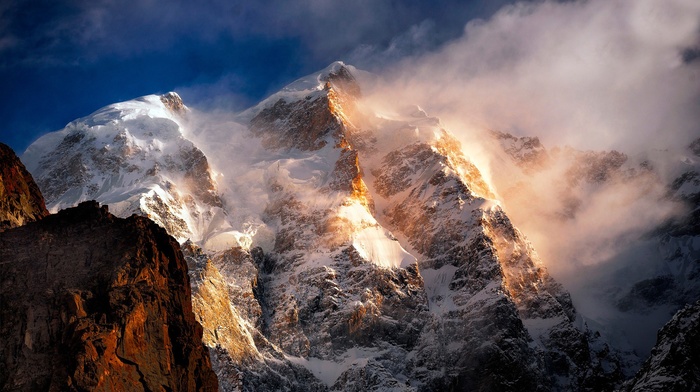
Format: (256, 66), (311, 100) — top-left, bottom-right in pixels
(0, 143), (48, 231)
(0, 201), (218, 392)
(250, 94), (342, 151)
(250, 65), (360, 153)
(160, 92), (187, 114)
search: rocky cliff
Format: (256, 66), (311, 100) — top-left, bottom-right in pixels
(0, 199), (218, 391)
(0, 142), (48, 231)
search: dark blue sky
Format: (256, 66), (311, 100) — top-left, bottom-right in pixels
(0, 0), (519, 153)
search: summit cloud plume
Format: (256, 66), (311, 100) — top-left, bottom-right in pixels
(357, 0), (700, 352)
(366, 0), (700, 154)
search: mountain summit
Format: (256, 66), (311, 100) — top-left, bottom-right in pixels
(22, 92), (222, 243)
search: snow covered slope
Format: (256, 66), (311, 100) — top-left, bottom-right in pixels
(22, 93), (224, 243)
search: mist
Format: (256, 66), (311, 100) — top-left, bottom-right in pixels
(366, 0), (699, 152)
(357, 0), (700, 354)
(179, 108), (278, 252)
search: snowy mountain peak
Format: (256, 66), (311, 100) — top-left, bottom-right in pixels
(282, 61), (354, 93)
(324, 60), (349, 73)
(248, 63), (361, 153)
(239, 62), (362, 126)
(21, 93), (222, 243)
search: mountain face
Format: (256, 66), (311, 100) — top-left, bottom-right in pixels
(0, 144), (218, 391)
(0, 142), (48, 231)
(22, 62), (695, 391)
(623, 300), (700, 392)
(0, 201), (219, 391)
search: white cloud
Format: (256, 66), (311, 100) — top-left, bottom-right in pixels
(370, 0), (700, 153)
(360, 0), (700, 353)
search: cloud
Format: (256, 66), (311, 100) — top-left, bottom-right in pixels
(176, 73), (254, 113)
(358, 0), (700, 353)
(0, 1), (233, 66)
(369, 0), (700, 153)
(0, 0), (518, 69)
(347, 20), (439, 69)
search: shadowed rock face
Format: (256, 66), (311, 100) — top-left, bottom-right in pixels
(0, 201), (218, 392)
(624, 300), (700, 392)
(0, 142), (48, 231)
(249, 65), (360, 153)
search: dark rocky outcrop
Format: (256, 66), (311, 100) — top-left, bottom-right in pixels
(0, 201), (218, 391)
(0, 142), (48, 231)
(624, 300), (700, 391)
(250, 94), (343, 151)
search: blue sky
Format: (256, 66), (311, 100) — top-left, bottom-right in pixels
(0, 0), (517, 153)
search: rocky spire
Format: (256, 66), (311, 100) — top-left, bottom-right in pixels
(160, 91), (187, 113)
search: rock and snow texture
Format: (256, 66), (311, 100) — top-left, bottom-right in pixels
(623, 300), (700, 392)
(200, 63), (626, 391)
(22, 92), (223, 243)
(23, 62), (653, 391)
